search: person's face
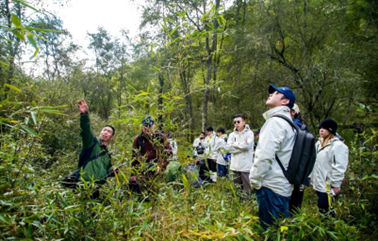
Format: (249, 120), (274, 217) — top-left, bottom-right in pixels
(206, 130), (213, 136)
(319, 128), (330, 139)
(199, 133), (205, 139)
(100, 126), (114, 142)
(255, 134), (259, 139)
(142, 123), (155, 133)
(234, 117), (245, 131)
(266, 91), (289, 109)
(217, 132), (223, 137)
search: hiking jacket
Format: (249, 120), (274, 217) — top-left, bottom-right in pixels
(227, 124), (254, 172)
(204, 132), (217, 159)
(193, 137), (206, 148)
(310, 136), (349, 193)
(213, 134), (228, 166)
(132, 131), (172, 170)
(249, 106), (295, 197)
(80, 113), (113, 184)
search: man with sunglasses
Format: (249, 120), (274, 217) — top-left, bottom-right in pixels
(227, 114), (254, 195)
(130, 115), (172, 191)
(249, 84), (296, 230)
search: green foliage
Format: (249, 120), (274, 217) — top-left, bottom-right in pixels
(1, 0), (378, 240)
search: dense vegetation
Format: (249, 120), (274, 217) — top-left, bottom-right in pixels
(1, 0), (377, 240)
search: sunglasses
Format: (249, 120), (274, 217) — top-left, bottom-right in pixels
(142, 123), (151, 128)
(234, 121), (241, 124)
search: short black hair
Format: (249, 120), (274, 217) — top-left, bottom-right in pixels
(104, 125), (115, 136)
(233, 114), (245, 120)
(254, 129), (260, 135)
(217, 127), (225, 134)
(206, 126), (213, 132)
(200, 131), (206, 136)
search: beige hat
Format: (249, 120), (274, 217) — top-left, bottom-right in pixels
(292, 104), (300, 114)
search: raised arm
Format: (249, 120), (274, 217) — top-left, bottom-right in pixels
(78, 99), (94, 148)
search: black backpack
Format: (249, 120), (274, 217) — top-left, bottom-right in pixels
(273, 114), (316, 185)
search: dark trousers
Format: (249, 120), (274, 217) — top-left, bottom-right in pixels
(289, 184), (305, 214)
(198, 160), (210, 181)
(232, 171), (252, 193)
(316, 191), (335, 217)
(256, 187), (290, 230)
(217, 164), (228, 178)
(206, 158), (217, 172)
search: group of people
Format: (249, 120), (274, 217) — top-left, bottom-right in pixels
(72, 83), (349, 230)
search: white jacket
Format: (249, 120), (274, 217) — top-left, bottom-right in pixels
(213, 134), (228, 166)
(204, 132), (217, 159)
(193, 137), (205, 148)
(249, 106), (295, 197)
(227, 124), (254, 172)
(193, 137), (206, 156)
(310, 136), (349, 193)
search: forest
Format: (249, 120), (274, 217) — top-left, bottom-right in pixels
(1, 0), (377, 240)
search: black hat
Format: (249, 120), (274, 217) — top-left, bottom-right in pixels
(319, 119), (337, 135)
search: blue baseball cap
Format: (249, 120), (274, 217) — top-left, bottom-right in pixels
(268, 84), (296, 108)
(142, 115), (154, 125)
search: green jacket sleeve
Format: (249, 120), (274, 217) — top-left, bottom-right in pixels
(80, 113), (94, 148)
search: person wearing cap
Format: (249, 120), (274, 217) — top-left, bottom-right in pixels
(249, 84), (296, 230)
(310, 119), (349, 216)
(227, 114), (254, 195)
(131, 115), (172, 190)
(76, 99), (117, 198)
(289, 104), (310, 213)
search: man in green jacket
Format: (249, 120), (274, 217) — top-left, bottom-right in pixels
(76, 99), (116, 198)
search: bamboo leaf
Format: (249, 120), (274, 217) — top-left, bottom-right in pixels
(13, 0), (40, 12)
(27, 34), (37, 49)
(4, 84), (21, 92)
(11, 14), (22, 28)
(31, 112), (37, 125)
(20, 125), (41, 139)
(12, 29), (25, 42)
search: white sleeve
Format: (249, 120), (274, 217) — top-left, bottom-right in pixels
(249, 119), (284, 189)
(227, 133), (242, 154)
(193, 138), (199, 148)
(330, 142), (349, 188)
(231, 131), (254, 151)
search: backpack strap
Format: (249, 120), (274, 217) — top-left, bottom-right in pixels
(75, 138), (110, 181)
(272, 114), (299, 132)
(271, 114), (298, 173)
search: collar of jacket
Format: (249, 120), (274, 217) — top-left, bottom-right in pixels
(220, 134), (227, 138)
(233, 124), (251, 133)
(318, 136), (341, 150)
(263, 106), (291, 120)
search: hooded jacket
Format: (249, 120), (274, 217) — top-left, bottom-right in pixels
(213, 134), (228, 166)
(249, 106), (295, 197)
(193, 137), (206, 156)
(227, 124), (254, 172)
(310, 136), (349, 193)
(204, 132), (217, 159)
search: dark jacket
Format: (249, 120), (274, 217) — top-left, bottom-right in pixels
(132, 130), (172, 170)
(79, 114), (113, 184)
